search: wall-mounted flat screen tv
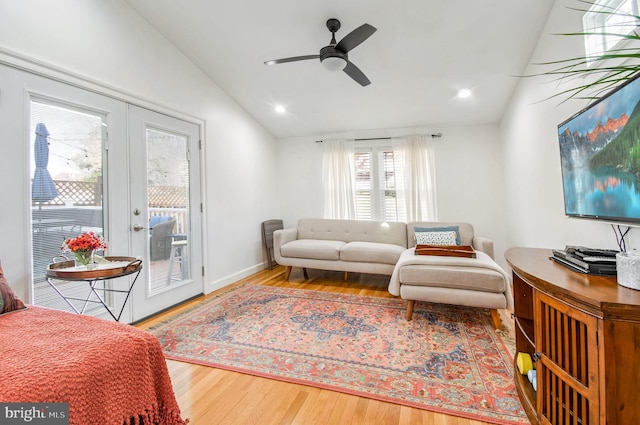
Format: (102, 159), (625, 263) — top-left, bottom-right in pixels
(558, 73), (640, 224)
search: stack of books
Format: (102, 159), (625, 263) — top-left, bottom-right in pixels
(550, 246), (618, 275)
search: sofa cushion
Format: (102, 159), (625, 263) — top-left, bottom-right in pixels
(414, 225), (461, 245)
(149, 215), (173, 228)
(415, 230), (457, 246)
(280, 239), (345, 261)
(398, 265), (506, 293)
(0, 263), (27, 315)
(408, 222), (474, 247)
(296, 218), (407, 247)
(340, 242), (405, 265)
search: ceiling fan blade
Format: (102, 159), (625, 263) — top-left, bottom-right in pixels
(264, 55), (320, 65)
(343, 61), (371, 86)
(335, 23), (376, 53)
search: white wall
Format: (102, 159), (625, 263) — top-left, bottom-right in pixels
(277, 124), (509, 268)
(0, 0), (279, 297)
(8, 0), (633, 302)
(501, 0), (639, 252)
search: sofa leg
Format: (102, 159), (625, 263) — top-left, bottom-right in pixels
(405, 300), (415, 321)
(343, 271), (348, 281)
(303, 268), (308, 279)
(284, 266), (292, 280)
(490, 309), (502, 330)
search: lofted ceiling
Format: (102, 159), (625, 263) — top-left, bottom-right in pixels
(125, 0), (555, 139)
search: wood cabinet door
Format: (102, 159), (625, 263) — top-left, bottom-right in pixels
(533, 291), (600, 425)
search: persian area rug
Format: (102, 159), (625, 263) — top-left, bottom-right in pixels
(150, 284), (527, 424)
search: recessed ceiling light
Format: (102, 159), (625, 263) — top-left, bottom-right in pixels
(275, 105), (286, 114)
(457, 88), (472, 98)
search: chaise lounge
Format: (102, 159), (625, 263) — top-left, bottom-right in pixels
(389, 222), (512, 329)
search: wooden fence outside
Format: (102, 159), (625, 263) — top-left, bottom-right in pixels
(32, 179), (187, 209)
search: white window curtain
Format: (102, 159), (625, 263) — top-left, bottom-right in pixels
(392, 134), (438, 221)
(322, 139), (356, 219)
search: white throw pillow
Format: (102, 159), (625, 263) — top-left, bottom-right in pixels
(415, 230), (458, 246)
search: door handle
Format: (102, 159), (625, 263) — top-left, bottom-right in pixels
(132, 224), (146, 232)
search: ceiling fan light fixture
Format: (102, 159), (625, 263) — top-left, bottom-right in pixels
(264, 19), (376, 86)
(321, 56), (347, 72)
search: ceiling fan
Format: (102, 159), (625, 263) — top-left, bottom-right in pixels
(264, 18), (377, 86)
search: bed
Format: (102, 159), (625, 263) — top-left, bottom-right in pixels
(0, 263), (188, 425)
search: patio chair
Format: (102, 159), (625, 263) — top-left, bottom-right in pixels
(149, 216), (176, 261)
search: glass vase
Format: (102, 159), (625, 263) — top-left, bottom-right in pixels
(74, 250), (96, 269)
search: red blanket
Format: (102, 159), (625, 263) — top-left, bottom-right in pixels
(0, 306), (188, 425)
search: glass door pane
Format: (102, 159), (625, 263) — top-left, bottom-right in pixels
(147, 128), (191, 291)
(30, 98), (107, 313)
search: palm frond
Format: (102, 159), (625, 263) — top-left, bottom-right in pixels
(530, 0), (640, 103)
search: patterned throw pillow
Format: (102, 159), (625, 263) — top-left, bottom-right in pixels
(414, 225), (461, 245)
(415, 230), (458, 246)
(0, 262), (26, 315)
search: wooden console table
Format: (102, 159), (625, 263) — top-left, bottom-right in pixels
(505, 247), (640, 425)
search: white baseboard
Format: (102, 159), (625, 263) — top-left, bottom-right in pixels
(206, 262), (266, 294)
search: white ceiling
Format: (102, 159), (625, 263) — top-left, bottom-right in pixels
(125, 0), (555, 139)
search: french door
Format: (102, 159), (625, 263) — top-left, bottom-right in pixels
(128, 105), (203, 321)
(6, 64), (203, 323)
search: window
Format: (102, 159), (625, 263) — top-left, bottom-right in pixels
(323, 136), (436, 222)
(354, 146), (406, 221)
(583, 0), (640, 65)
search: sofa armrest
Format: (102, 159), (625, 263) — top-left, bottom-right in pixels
(273, 228), (297, 261)
(472, 236), (494, 260)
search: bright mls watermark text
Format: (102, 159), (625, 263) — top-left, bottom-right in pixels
(0, 403), (69, 424)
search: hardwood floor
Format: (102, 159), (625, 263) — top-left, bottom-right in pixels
(137, 266), (517, 425)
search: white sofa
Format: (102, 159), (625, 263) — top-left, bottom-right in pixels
(274, 218), (407, 280)
(273, 218), (512, 329)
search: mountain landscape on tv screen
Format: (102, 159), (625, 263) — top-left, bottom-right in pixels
(558, 98), (640, 177)
(557, 77), (640, 221)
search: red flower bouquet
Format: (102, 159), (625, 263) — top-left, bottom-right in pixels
(62, 232), (107, 266)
